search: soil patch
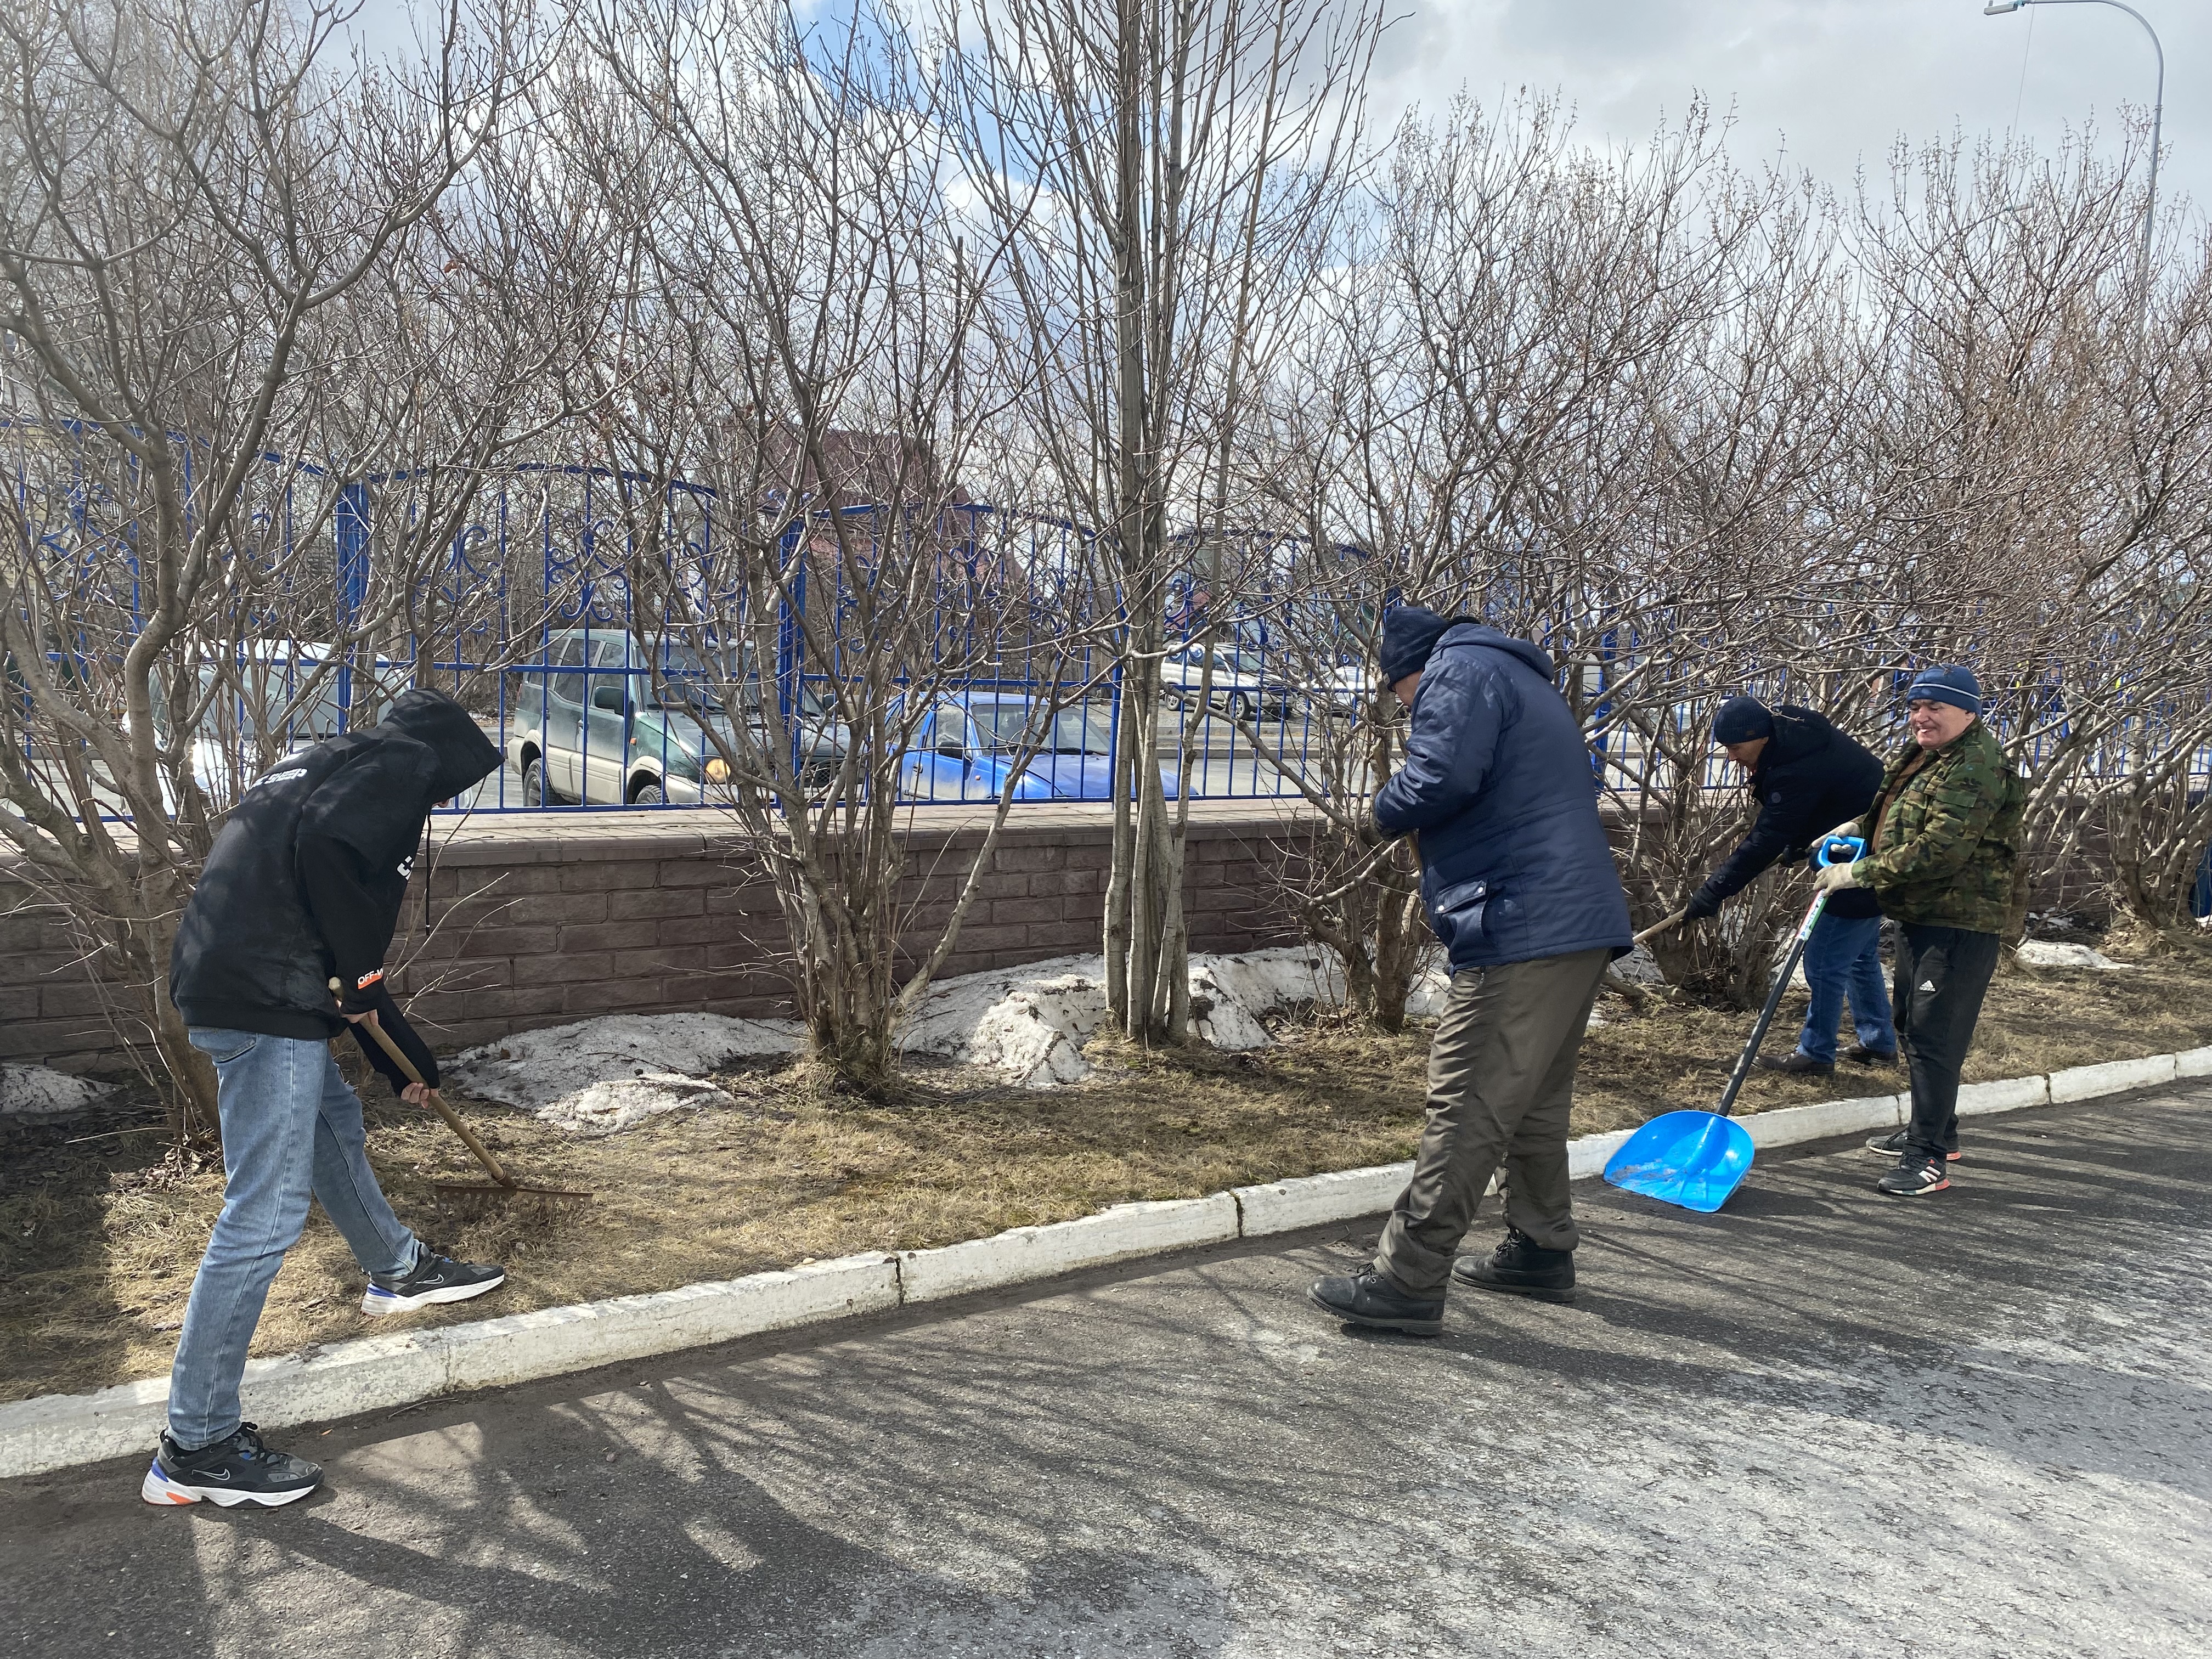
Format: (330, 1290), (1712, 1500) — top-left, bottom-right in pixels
(7, 944), (2208, 1403)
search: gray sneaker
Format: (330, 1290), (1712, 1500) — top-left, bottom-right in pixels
(1865, 1130), (1960, 1162)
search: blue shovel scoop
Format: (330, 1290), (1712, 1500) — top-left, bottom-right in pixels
(1602, 835), (1867, 1213)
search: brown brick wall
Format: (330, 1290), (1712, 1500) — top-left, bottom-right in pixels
(1, 802), (1311, 1071)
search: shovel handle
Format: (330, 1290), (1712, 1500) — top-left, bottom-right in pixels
(1632, 908), (1689, 947)
(1712, 885), (1833, 1120)
(334, 980), (514, 1188)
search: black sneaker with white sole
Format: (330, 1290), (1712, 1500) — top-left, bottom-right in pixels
(142, 1423), (321, 1508)
(1876, 1154), (1952, 1197)
(1865, 1129), (1961, 1162)
(362, 1248), (506, 1316)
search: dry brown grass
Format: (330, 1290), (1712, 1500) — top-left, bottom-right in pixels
(7, 940), (2208, 1403)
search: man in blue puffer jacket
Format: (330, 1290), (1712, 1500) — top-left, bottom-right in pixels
(1310, 607), (1631, 1335)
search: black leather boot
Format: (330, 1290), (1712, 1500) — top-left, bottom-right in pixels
(1451, 1228), (1577, 1303)
(1307, 1269), (1445, 1336)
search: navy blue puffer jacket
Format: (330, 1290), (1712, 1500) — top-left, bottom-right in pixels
(1374, 624), (1632, 971)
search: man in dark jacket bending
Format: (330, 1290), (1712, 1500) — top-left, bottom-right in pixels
(1310, 608), (1632, 1335)
(144, 689), (507, 1509)
(1686, 696), (1894, 1076)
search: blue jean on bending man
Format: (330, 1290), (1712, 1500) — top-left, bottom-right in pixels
(1792, 910), (1895, 1066)
(167, 1030), (423, 1448)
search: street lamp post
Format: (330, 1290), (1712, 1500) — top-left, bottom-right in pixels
(1983, 0), (2165, 298)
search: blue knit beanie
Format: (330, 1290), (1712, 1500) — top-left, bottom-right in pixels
(1711, 696), (1774, 746)
(1904, 664), (1982, 717)
(1378, 606), (1456, 687)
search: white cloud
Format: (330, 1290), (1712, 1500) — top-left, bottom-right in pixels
(1371, 1), (2207, 223)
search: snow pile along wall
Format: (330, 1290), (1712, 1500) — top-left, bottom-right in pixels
(0, 1063), (116, 1119)
(448, 1012), (804, 1135)
(457, 945), (1447, 1130)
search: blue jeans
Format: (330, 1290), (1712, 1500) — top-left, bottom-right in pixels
(1795, 911), (1897, 1065)
(168, 1029), (421, 1448)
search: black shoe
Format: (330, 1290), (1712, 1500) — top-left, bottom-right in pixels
(1307, 1269), (1444, 1336)
(1845, 1045), (1899, 1067)
(1865, 1130), (1960, 1162)
(142, 1423), (321, 1508)
(1876, 1154), (1951, 1197)
(1754, 1051), (1834, 1077)
(1451, 1228), (1577, 1303)
(363, 1248), (506, 1317)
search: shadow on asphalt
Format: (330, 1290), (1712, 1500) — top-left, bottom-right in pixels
(4, 1091), (2207, 1659)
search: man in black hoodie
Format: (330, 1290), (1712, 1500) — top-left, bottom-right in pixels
(1685, 696), (1895, 1077)
(144, 689), (508, 1509)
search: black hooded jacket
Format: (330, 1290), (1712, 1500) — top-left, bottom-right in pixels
(168, 690), (501, 1073)
(1694, 705), (1884, 921)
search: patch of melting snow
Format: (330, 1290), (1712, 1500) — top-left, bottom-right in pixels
(448, 1012), (802, 1132)
(0, 1063), (117, 1119)
(904, 945), (1462, 1086)
(2015, 939), (2138, 972)
(535, 1074), (737, 1138)
(450, 945), (1472, 1132)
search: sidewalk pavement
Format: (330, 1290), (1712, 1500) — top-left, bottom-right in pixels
(3, 1086), (2206, 1659)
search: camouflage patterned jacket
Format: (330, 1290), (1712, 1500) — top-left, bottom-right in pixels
(1852, 719), (2025, 934)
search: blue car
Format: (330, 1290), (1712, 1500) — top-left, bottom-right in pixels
(898, 694), (1179, 802)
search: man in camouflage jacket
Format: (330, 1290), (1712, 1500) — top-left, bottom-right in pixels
(1812, 664), (2025, 1195)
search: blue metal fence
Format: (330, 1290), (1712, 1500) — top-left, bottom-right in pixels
(8, 435), (2206, 822)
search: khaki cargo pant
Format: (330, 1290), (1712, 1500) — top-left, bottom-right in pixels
(1374, 947), (1611, 1296)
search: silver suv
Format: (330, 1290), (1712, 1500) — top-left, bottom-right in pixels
(506, 630), (845, 805)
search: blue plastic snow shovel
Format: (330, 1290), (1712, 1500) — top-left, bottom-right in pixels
(1603, 836), (1866, 1213)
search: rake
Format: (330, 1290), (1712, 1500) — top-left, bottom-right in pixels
(335, 980), (591, 1201)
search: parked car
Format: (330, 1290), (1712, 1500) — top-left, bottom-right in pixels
(896, 693), (1178, 802)
(505, 630), (718, 805)
(1159, 641), (1359, 724)
(506, 630), (847, 805)
(1326, 663), (1374, 718)
(1158, 641), (1296, 721)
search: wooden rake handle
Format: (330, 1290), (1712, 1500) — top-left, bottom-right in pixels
(334, 980), (515, 1188)
(1632, 907), (1690, 947)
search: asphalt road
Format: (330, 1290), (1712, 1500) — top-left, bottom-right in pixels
(5, 1086), (2207, 1659)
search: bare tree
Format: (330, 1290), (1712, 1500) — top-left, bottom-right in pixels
(0, 0), (571, 1143)
(940, 0), (1383, 1045)
(552, 0), (1114, 1088)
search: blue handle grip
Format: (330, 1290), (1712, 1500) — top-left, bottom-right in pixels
(1815, 834), (1867, 868)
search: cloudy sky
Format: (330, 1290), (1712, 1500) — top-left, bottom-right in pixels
(348, 1), (2205, 225)
(1369, 1), (2205, 223)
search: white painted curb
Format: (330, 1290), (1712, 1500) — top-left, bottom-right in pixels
(1739, 1093), (1903, 1149)
(898, 1195), (1239, 1304)
(1567, 1127), (1639, 1179)
(3, 1048), (2202, 1482)
(1956, 1075), (2050, 1118)
(2049, 1054), (2177, 1103)
(0, 1255), (898, 1481)
(1234, 1163), (1413, 1237)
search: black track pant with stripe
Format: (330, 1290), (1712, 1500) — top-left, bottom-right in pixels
(1893, 924), (2002, 1159)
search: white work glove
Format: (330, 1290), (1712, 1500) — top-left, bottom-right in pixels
(1813, 861), (1859, 894)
